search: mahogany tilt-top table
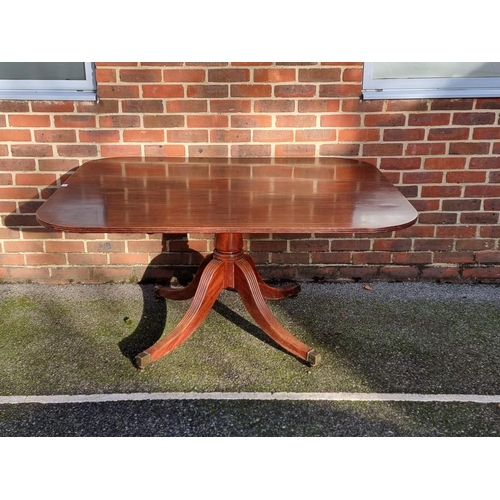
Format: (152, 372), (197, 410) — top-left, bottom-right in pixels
(36, 157), (418, 369)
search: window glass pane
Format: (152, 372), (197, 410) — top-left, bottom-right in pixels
(0, 62), (86, 80)
(373, 62), (500, 80)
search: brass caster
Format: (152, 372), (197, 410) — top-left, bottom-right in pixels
(135, 351), (152, 370)
(306, 349), (321, 367)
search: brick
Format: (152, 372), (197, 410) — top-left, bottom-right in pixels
(320, 114), (361, 127)
(408, 113), (450, 126)
(208, 69), (250, 82)
(187, 115), (228, 128)
(452, 112), (495, 125)
(142, 84), (184, 98)
(436, 226), (477, 238)
(119, 69), (162, 82)
(465, 185), (500, 198)
(320, 144), (360, 156)
(187, 85), (228, 98)
(231, 85), (272, 97)
(54, 115), (96, 128)
(100, 145), (142, 156)
(144, 115), (184, 128)
(57, 145), (98, 157)
(298, 68), (341, 82)
(168, 130), (208, 142)
(76, 100), (119, 113)
(254, 69), (296, 82)
(230, 145), (270, 157)
(8, 268), (50, 281)
(210, 100), (251, 113)
(421, 186), (462, 198)
(380, 266), (420, 280)
(433, 252), (474, 264)
(250, 240), (287, 252)
(319, 84), (361, 97)
(4, 240), (44, 253)
(342, 99), (383, 113)
(79, 130), (120, 142)
(405, 143), (446, 156)
(418, 212), (457, 224)
(232, 115), (272, 128)
(421, 267), (459, 281)
(413, 239), (454, 251)
(276, 115), (316, 127)
(483, 199), (500, 210)
(163, 69), (206, 82)
(393, 252), (433, 265)
(144, 145), (185, 156)
(123, 130), (165, 142)
(99, 115), (140, 128)
(15, 173), (57, 186)
(381, 157), (421, 173)
(296, 129), (336, 142)
(339, 129), (380, 142)
(352, 252), (392, 264)
(38, 159), (80, 171)
(364, 114), (406, 127)
(363, 143), (403, 156)
(255, 100), (296, 113)
(34, 130), (77, 143)
(475, 98), (500, 109)
(456, 239), (495, 251)
(373, 239), (412, 251)
(427, 128), (469, 141)
(253, 130), (294, 142)
(342, 68), (363, 82)
(11, 145), (53, 157)
(9, 115), (51, 127)
(167, 100), (207, 113)
(446, 171), (486, 183)
(25, 254), (67, 266)
(0, 129), (31, 141)
(476, 252), (500, 263)
(460, 212), (498, 224)
(275, 144), (316, 157)
(462, 268), (500, 281)
(0, 254), (25, 265)
(0, 102), (29, 112)
(68, 253), (108, 266)
(449, 142), (490, 155)
(95, 68), (116, 82)
(402, 171), (443, 184)
(210, 130), (251, 143)
(45, 241), (85, 253)
(431, 99), (473, 110)
(384, 128), (425, 141)
(274, 85), (316, 98)
(188, 145), (229, 157)
(298, 99), (339, 112)
(386, 100), (428, 112)
(122, 100), (164, 113)
(469, 157), (500, 169)
(424, 157), (466, 170)
(442, 199), (481, 211)
(290, 239), (329, 252)
(473, 127), (500, 140)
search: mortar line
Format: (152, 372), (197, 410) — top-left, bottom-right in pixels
(1, 392), (500, 405)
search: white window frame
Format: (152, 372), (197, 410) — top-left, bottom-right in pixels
(362, 62), (500, 100)
(0, 62), (97, 101)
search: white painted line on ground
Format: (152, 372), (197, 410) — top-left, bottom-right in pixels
(1, 392), (500, 405)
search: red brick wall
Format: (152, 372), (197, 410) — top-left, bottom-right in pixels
(1, 62), (499, 284)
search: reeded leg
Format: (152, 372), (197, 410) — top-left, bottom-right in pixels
(156, 254), (214, 301)
(234, 257), (320, 366)
(242, 255), (301, 300)
(135, 258), (224, 369)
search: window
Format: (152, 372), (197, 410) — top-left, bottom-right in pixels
(0, 62), (97, 100)
(362, 62), (500, 100)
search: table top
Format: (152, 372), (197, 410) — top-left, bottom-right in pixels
(36, 157), (418, 234)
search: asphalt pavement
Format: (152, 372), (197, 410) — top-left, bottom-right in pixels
(1, 281), (500, 437)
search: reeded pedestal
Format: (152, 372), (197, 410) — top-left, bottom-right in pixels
(135, 233), (320, 369)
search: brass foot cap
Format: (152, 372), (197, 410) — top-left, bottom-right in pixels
(306, 349), (321, 367)
(135, 351), (152, 370)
